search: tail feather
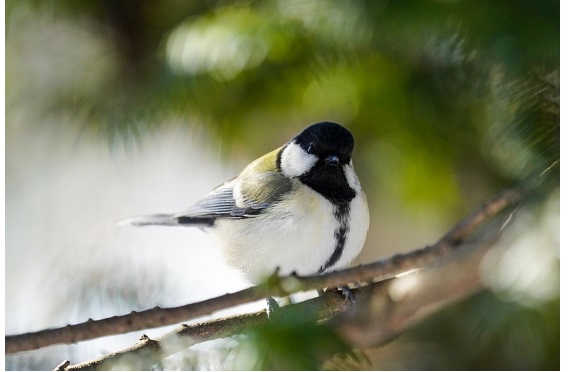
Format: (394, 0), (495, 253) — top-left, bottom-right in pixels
(117, 214), (216, 227)
(117, 214), (180, 227)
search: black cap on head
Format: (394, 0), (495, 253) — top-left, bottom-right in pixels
(293, 121), (354, 165)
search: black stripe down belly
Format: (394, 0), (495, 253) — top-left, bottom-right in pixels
(318, 202), (351, 274)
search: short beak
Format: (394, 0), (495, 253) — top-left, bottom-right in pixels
(325, 155), (340, 166)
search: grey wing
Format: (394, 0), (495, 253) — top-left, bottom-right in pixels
(121, 173), (293, 228)
(174, 178), (270, 225)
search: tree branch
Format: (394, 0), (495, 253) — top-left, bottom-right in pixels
(60, 289), (352, 370)
(6, 181), (534, 355)
(334, 220), (504, 347)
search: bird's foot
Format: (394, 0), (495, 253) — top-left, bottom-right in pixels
(340, 285), (356, 304)
(317, 286), (357, 305)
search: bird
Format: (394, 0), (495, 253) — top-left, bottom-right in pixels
(121, 121), (369, 284)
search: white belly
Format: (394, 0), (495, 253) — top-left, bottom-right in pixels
(210, 184), (369, 283)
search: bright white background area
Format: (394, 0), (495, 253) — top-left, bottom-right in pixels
(5, 120), (260, 367)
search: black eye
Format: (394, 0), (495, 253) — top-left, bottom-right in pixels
(307, 143), (316, 155)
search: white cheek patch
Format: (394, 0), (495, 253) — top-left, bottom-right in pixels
(280, 142), (318, 178)
(344, 161), (362, 190)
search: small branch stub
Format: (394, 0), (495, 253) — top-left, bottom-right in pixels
(53, 360), (70, 371)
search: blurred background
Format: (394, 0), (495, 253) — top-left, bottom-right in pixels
(5, 0), (559, 370)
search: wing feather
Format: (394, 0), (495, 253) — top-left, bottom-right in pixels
(174, 171), (293, 225)
(121, 151), (295, 228)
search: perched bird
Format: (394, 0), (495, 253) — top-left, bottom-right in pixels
(122, 122), (369, 284)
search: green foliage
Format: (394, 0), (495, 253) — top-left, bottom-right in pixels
(6, 0), (559, 214)
(234, 306), (357, 370)
(408, 291), (560, 370)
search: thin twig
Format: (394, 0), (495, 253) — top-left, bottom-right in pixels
(335, 217), (506, 347)
(63, 289), (352, 370)
(53, 360), (70, 371)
